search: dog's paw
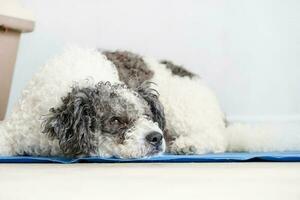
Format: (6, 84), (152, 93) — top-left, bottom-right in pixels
(169, 145), (197, 155)
(166, 136), (207, 155)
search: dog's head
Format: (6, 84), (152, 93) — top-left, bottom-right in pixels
(42, 81), (165, 158)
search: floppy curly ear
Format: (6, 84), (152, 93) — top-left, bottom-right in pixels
(136, 82), (166, 130)
(42, 86), (99, 156)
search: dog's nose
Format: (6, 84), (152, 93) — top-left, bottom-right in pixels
(146, 131), (163, 146)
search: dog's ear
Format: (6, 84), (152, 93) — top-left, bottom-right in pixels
(42, 86), (99, 156)
(136, 82), (166, 130)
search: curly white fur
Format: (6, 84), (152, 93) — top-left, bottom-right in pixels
(144, 57), (227, 154)
(0, 47), (120, 156)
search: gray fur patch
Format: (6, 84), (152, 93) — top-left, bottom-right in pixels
(136, 82), (166, 130)
(103, 51), (154, 88)
(42, 86), (99, 156)
(160, 60), (196, 78)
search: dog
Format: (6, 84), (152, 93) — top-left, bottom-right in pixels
(0, 47), (299, 158)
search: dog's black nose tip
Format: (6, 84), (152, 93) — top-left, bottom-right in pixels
(146, 131), (163, 146)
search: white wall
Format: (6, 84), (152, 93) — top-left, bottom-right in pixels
(8, 0), (300, 124)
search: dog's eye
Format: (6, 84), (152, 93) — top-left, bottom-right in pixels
(109, 117), (122, 125)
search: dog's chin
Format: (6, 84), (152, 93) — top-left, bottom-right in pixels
(146, 150), (163, 157)
(110, 141), (166, 159)
(113, 149), (163, 159)
(146, 144), (165, 157)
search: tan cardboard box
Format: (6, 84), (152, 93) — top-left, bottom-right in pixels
(0, 14), (34, 120)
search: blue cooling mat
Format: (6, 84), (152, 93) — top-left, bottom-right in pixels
(0, 152), (300, 163)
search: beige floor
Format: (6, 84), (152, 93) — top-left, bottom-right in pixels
(0, 163), (299, 200)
